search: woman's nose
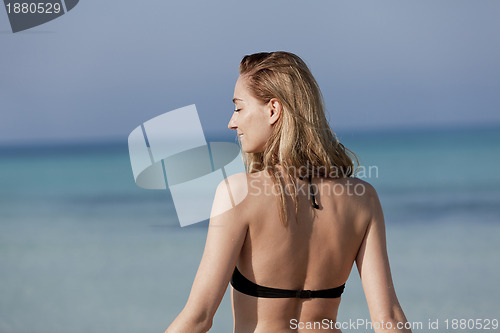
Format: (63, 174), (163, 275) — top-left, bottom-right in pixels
(228, 113), (237, 130)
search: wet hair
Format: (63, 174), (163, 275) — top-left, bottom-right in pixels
(238, 51), (358, 226)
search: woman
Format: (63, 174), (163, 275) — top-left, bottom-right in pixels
(165, 51), (411, 333)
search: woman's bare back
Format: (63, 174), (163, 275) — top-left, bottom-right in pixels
(232, 170), (373, 332)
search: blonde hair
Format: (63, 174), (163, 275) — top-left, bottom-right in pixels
(238, 51), (358, 226)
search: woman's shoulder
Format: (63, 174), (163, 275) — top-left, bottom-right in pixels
(214, 172), (250, 202)
(345, 177), (380, 204)
(323, 177), (381, 214)
(210, 173), (250, 219)
(326, 176), (376, 194)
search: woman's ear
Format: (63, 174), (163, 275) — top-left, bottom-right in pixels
(268, 98), (282, 125)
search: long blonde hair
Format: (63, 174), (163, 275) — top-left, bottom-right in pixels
(238, 51), (358, 226)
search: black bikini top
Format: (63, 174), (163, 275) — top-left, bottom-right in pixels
(231, 267), (345, 299)
(230, 174), (346, 299)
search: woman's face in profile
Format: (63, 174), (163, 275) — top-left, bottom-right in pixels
(228, 76), (275, 153)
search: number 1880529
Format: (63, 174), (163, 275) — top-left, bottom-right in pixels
(6, 2), (62, 14)
(444, 318), (498, 330)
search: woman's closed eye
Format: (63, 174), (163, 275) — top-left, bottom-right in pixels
(234, 108), (242, 112)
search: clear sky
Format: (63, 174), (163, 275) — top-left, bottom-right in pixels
(1, 0), (499, 145)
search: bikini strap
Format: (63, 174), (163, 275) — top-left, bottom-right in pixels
(299, 174), (320, 209)
(308, 174), (320, 209)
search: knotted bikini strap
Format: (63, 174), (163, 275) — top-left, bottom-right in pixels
(298, 174), (320, 209)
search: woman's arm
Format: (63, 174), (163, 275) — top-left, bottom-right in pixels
(355, 184), (411, 333)
(165, 174), (249, 333)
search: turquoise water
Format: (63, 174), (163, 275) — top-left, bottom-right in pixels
(0, 127), (499, 332)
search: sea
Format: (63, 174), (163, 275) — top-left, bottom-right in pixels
(1, 126), (499, 333)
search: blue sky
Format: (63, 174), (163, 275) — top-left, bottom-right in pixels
(1, 0), (499, 145)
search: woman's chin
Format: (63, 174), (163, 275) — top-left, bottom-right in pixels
(241, 147), (255, 153)
(240, 142), (266, 154)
